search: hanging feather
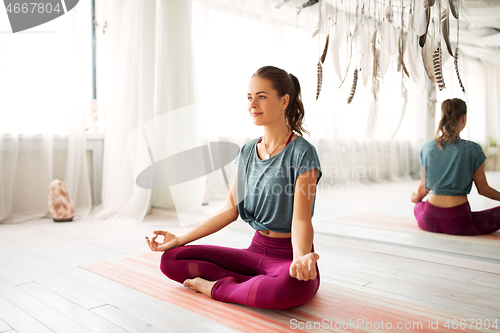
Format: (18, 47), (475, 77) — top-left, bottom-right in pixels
(320, 34), (329, 64)
(433, 45), (445, 91)
(275, 0), (290, 9)
(311, 19), (320, 38)
(379, 23), (391, 76)
(330, 12), (346, 82)
(347, 69), (358, 104)
(449, 0), (459, 19)
(297, 0), (319, 14)
(391, 83), (408, 139)
(407, 7), (421, 82)
(441, 4), (454, 57)
(359, 31), (371, 87)
(310, 0), (327, 38)
(371, 28), (381, 96)
(316, 61), (323, 100)
(454, 47), (466, 94)
(339, 35), (353, 89)
(397, 27), (410, 78)
(419, 0), (430, 47)
(415, 0), (422, 35)
(422, 20), (436, 83)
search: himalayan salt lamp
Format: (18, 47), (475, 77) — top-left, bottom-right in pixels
(47, 179), (74, 222)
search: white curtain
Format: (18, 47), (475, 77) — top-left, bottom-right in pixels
(0, 1), (92, 223)
(95, 0), (208, 225)
(93, 0), (155, 224)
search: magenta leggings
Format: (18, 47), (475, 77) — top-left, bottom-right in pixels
(414, 201), (500, 235)
(160, 231), (320, 310)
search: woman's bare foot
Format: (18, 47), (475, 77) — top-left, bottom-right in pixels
(183, 277), (216, 299)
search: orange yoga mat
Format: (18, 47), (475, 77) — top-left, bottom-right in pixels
(80, 252), (488, 333)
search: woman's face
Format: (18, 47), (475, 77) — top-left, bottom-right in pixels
(247, 76), (289, 125)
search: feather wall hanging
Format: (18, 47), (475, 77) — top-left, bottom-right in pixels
(392, 0), (409, 140)
(316, 61), (323, 100)
(441, 2), (454, 57)
(397, 26), (409, 78)
(347, 68), (358, 104)
(366, 27), (380, 139)
(330, 9), (346, 83)
(316, 34), (329, 100)
(320, 34), (330, 64)
(433, 45), (445, 91)
(454, 47), (466, 93)
(449, 0), (459, 19)
(371, 28), (381, 96)
(310, 0), (326, 38)
(433, 0), (445, 91)
(275, 0), (290, 9)
(419, 0), (430, 47)
(453, 0), (466, 93)
(358, 6), (372, 87)
(406, 5), (421, 82)
(422, 19), (436, 83)
(297, 0), (319, 14)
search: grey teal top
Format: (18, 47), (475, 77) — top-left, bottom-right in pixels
(420, 139), (486, 196)
(234, 135), (322, 233)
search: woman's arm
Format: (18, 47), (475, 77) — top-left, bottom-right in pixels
(411, 166), (429, 203)
(290, 169), (320, 281)
(473, 162), (500, 201)
(147, 172), (239, 251)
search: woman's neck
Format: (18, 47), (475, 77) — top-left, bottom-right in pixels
(262, 125), (291, 149)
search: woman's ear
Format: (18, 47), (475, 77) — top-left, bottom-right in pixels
(281, 94), (290, 110)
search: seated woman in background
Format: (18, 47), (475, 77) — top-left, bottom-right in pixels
(412, 98), (500, 235)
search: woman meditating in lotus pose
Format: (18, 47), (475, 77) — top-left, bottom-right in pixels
(146, 66), (322, 310)
(412, 98), (500, 235)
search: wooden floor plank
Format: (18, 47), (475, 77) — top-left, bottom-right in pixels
(0, 279), (92, 333)
(0, 295), (54, 333)
(90, 305), (171, 333)
(16, 282), (128, 333)
(0, 318), (12, 333)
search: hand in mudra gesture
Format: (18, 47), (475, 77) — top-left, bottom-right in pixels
(145, 230), (180, 252)
(289, 252), (320, 281)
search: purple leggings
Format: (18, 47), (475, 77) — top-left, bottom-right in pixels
(414, 201), (500, 235)
(160, 231), (320, 310)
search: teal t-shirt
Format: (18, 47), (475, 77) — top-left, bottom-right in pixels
(419, 139), (486, 196)
(234, 135), (322, 233)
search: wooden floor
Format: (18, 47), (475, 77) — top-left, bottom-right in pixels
(1, 173), (499, 333)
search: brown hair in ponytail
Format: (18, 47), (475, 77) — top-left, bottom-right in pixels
(435, 98), (467, 149)
(252, 66), (310, 138)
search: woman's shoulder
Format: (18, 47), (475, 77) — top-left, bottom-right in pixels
(292, 135), (318, 152)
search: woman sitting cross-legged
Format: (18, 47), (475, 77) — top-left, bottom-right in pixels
(412, 98), (500, 235)
(146, 66), (322, 310)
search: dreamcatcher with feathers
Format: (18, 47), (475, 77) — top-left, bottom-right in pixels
(278, 0), (467, 138)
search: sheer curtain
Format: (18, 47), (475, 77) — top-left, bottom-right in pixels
(93, 0), (155, 224)
(0, 1), (92, 223)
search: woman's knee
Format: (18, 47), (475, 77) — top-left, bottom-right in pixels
(159, 247), (185, 280)
(269, 275), (319, 309)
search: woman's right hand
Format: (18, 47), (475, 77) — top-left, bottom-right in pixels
(145, 230), (181, 252)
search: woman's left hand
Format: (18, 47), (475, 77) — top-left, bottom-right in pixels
(289, 252), (320, 281)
